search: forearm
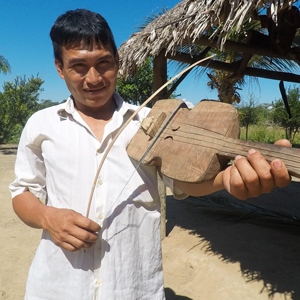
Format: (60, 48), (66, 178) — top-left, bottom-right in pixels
(12, 191), (51, 229)
(174, 171), (225, 197)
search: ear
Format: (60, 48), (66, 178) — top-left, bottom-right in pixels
(55, 59), (65, 79)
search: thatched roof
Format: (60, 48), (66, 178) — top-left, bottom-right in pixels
(118, 0), (294, 78)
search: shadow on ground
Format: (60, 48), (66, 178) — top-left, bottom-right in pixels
(0, 145), (18, 155)
(166, 181), (300, 300)
(165, 288), (193, 300)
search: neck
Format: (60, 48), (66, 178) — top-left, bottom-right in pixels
(73, 97), (117, 121)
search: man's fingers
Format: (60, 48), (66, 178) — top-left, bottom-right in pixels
(55, 225), (98, 251)
(74, 226), (99, 243)
(59, 239), (95, 252)
(246, 149), (275, 194)
(74, 216), (101, 235)
(231, 155), (261, 198)
(274, 139), (291, 147)
(222, 140), (292, 200)
(271, 159), (291, 187)
(228, 163), (249, 200)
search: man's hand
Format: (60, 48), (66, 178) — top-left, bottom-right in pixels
(12, 191), (101, 252)
(222, 139), (291, 199)
(174, 139), (291, 199)
(41, 206), (101, 252)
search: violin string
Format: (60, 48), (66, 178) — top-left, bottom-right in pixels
(103, 102), (184, 220)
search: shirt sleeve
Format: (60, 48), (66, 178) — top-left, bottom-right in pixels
(9, 115), (47, 200)
(161, 175), (188, 200)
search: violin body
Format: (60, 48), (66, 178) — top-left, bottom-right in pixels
(127, 99), (300, 183)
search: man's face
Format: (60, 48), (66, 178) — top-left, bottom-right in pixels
(55, 42), (119, 112)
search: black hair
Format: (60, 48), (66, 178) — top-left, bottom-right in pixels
(50, 9), (117, 64)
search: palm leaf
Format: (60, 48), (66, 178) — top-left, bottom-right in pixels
(0, 55), (11, 74)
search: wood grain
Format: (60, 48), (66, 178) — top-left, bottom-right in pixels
(127, 99), (300, 183)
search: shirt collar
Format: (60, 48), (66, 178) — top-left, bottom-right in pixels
(57, 92), (136, 118)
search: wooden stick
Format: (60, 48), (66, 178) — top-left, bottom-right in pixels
(85, 54), (215, 217)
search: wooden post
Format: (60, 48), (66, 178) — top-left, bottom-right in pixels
(153, 50), (168, 240)
(153, 50), (168, 102)
(158, 176), (166, 240)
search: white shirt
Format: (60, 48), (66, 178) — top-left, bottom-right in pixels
(10, 93), (185, 300)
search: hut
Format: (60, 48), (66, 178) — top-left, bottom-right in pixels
(118, 0), (300, 103)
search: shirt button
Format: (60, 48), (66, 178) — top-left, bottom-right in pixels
(98, 180), (103, 185)
(98, 213), (103, 219)
(97, 149), (102, 154)
(98, 248), (101, 253)
(96, 280), (101, 285)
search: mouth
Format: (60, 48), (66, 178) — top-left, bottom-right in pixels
(83, 84), (106, 95)
(84, 84), (107, 95)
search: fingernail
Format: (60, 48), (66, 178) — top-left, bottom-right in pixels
(272, 160), (282, 169)
(248, 149), (257, 155)
(235, 155), (243, 161)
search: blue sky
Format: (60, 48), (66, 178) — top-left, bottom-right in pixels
(1, 0), (299, 106)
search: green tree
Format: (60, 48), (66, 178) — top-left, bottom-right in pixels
(0, 55), (11, 74)
(37, 99), (62, 110)
(255, 103), (273, 124)
(0, 75), (44, 144)
(116, 57), (154, 106)
(271, 86), (300, 143)
(237, 95), (259, 140)
(117, 56), (180, 107)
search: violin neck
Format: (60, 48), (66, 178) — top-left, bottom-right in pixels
(220, 138), (300, 178)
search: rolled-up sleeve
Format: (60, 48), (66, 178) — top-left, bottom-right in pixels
(162, 175), (188, 200)
(9, 116), (46, 200)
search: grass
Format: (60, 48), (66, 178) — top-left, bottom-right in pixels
(239, 125), (300, 147)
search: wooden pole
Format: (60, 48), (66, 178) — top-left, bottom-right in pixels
(153, 50), (168, 239)
(190, 36), (292, 60)
(166, 52), (300, 83)
(153, 50), (168, 102)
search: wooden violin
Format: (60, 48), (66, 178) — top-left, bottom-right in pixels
(127, 99), (300, 183)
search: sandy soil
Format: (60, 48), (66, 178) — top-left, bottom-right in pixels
(1, 147), (300, 300)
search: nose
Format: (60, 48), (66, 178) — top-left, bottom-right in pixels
(85, 67), (102, 85)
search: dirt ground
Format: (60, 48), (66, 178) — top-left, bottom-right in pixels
(1, 147), (300, 300)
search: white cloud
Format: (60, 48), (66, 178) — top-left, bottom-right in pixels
(181, 98), (194, 109)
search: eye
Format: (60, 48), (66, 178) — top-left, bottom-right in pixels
(73, 63), (85, 68)
(99, 59), (110, 65)
(72, 63), (88, 74)
(96, 59), (115, 73)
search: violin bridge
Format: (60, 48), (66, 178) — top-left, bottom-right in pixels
(140, 112), (167, 138)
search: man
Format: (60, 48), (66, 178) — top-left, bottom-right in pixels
(10, 9), (291, 300)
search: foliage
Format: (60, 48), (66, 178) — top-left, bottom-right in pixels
(271, 86), (300, 143)
(134, 7), (168, 32)
(0, 75), (44, 144)
(254, 102), (273, 124)
(116, 57), (179, 107)
(239, 124), (286, 144)
(37, 99), (62, 110)
(207, 71), (243, 103)
(236, 95), (260, 140)
(0, 55), (11, 74)
(116, 58), (154, 106)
